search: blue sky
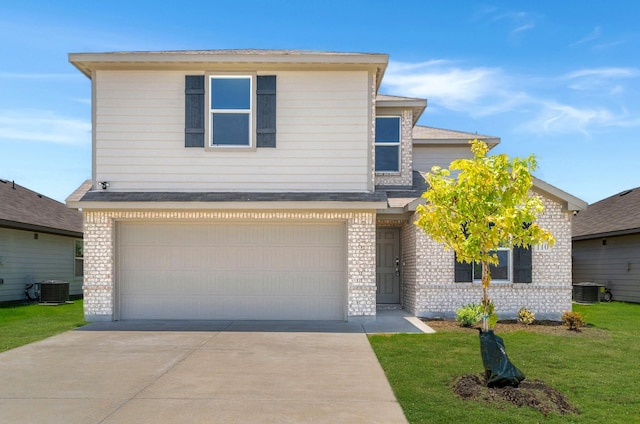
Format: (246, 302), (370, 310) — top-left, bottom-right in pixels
(1, 0), (638, 204)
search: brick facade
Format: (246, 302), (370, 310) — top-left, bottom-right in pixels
(82, 210), (376, 321)
(403, 193), (574, 320)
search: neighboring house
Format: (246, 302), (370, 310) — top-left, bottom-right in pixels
(0, 179), (83, 302)
(572, 187), (640, 303)
(66, 50), (586, 322)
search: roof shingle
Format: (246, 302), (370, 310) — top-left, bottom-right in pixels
(572, 187), (640, 239)
(0, 179), (83, 237)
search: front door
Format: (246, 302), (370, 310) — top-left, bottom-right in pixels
(376, 228), (400, 304)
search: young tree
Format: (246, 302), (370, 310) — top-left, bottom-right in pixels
(415, 140), (555, 331)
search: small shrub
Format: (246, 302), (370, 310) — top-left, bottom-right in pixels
(517, 307), (536, 325)
(562, 311), (585, 331)
(487, 312), (499, 329)
(456, 303), (483, 327)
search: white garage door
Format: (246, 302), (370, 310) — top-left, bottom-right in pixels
(117, 222), (346, 320)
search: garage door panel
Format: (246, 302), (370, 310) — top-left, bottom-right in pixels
(122, 270), (344, 298)
(118, 222), (346, 320)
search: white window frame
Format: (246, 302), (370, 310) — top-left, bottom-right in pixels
(375, 115), (401, 173)
(207, 74), (255, 149)
(472, 247), (511, 283)
(74, 239), (83, 278)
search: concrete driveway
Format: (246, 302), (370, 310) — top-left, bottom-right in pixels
(0, 316), (430, 423)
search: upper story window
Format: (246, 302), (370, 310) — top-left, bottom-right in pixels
(375, 116), (401, 173)
(209, 75), (253, 147)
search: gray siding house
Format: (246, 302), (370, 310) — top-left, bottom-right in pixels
(0, 180), (83, 302)
(66, 49), (586, 322)
(573, 187), (640, 303)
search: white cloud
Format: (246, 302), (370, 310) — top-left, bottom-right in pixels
(513, 23), (535, 34)
(383, 61), (496, 111)
(564, 67), (640, 92)
(383, 61), (529, 116)
(570, 26), (602, 47)
(382, 59), (640, 137)
(566, 67), (639, 79)
(522, 101), (640, 136)
(0, 110), (90, 146)
(474, 9), (538, 36)
(522, 102), (613, 135)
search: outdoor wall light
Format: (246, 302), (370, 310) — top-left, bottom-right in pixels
(100, 181), (110, 190)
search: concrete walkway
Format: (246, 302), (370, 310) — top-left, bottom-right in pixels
(0, 311), (432, 423)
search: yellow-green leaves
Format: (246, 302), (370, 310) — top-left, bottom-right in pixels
(416, 139), (555, 330)
(416, 139), (555, 270)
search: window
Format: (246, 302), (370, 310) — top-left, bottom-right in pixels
(74, 240), (83, 278)
(186, 75), (276, 148)
(375, 116), (401, 172)
(472, 248), (510, 281)
(209, 75), (252, 147)
(455, 246), (531, 283)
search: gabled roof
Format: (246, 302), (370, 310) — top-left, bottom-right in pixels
(68, 49), (389, 89)
(573, 187), (640, 240)
(0, 179), (82, 238)
(384, 174), (586, 214)
(412, 125), (500, 148)
(376, 94), (427, 124)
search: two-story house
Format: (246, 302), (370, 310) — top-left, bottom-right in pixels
(67, 50), (586, 322)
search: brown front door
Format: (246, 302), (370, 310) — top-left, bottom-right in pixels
(376, 228), (400, 304)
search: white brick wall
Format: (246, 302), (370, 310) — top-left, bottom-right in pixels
(406, 193), (574, 320)
(82, 210), (377, 321)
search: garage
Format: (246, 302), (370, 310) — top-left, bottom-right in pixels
(116, 221), (347, 320)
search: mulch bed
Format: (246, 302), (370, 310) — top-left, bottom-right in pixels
(422, 318), (608, 338)
(421, 318), (597, 416)
(452, 373), (579, 416)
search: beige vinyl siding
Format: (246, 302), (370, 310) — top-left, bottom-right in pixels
(412, 145), (473, 172)
(573, 233), (640, 303)
(0, 228), (82, 302)
(95, 70), (370, 192)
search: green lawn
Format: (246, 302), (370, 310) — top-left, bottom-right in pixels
(369, 302), (640, 423)
(0, 300), (86, 352)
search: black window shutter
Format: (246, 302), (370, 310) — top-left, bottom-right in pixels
(513, 246), (532, 283)
(454, 253), (472, 282)
(185, 75), (205, 147)
(256, 75), (276, 148)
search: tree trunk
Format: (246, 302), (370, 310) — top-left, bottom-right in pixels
(481, 260), (490, 332)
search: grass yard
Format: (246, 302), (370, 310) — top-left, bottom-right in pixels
(0, 300), (86, 352)
(369, 302), (640, 423)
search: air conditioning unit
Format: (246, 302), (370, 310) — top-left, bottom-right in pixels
(39, 280), (69, 304)
(572, 282), (601, 304)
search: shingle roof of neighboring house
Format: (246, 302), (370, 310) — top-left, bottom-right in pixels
(573, 187), (640, 240)
(0, 179), (83, 238)
(412, 126), (500, 147)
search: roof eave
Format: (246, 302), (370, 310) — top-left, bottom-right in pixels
(67, 200), (388, 210)
(68, 51), (390, 79)
(532, 178), (587, 211)
(0, 219), (82, 238)
(376, 98), (427, 124)
(413, 138), (500, 148)
(573, 227), (640, 241)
